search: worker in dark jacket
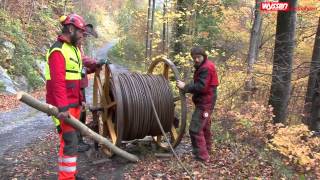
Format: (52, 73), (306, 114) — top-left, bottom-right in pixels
(177, 46), (219, 162)
(45, 13), (91, 180)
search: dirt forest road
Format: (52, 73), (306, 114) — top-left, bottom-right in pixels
(0, 103), (52, 156)
(0, 41), (136, 179)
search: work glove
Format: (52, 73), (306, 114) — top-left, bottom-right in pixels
(81, 67), (87, 78)
(81, 101), (87, 112)
(98, 58), (111, 65)
(176, 80), (186, 89)
(57, 111), (69, 120)
(56, 125), (62, 134)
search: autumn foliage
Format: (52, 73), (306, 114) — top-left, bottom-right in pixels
(268, 124), (320, 174)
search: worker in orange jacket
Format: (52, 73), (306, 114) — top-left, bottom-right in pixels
(52, 20), (109, 152)
(45, 13), (93, 180)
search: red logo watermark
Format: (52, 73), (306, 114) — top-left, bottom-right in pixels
(260, 1), (318, 12)
(260, 2), (289, 11)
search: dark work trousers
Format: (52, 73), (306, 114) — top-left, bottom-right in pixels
(189, 108), (213, 161)
(80, 88), (86, 124)
(189, 89), (217, 161)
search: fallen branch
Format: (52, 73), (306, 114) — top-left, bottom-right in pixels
(17, 91), (139, 163)
(154, 153), (173, 158)
(91, 158), (111, 165)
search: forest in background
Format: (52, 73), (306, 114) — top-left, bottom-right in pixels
(1, 0), (320, 178)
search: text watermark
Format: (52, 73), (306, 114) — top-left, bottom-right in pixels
(259, 1), (318, 12)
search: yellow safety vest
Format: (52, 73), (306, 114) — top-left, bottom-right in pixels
(45, 41), (83, 127)
(45, 41), (82, 80)
(52, 116), (60, 128)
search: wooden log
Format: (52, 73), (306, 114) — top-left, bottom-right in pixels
(16, 91), (139, 162)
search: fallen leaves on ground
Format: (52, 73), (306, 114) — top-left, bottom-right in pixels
(124, 135), (277, 179)
(0, 130), (59, 178)
(1, 99), (319, 179)
(0, 87), (45, 112)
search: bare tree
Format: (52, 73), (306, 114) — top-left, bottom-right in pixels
(243, 0), (263, 101)
(305, 17), (320, 130)
(145, 0), (155, 69)
(171, 0), (188, 60)
(269, 0), (298, 124)
(149, 0), (156, 59)
(1, 0), (7, 10)
(145, 0), (152, 64)
(162, 0), (168, 55)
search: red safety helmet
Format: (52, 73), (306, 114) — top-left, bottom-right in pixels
(60, 14), (97, 37)
(60, 14), (87, 31)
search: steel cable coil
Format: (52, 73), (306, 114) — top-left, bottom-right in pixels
(116, 73), (174, 140)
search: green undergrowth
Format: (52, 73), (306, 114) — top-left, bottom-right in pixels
(0, 9), (56, 90)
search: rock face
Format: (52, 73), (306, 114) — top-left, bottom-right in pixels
(14, 75), (29, 92)
(0, 40), (41, 92)
(0, 40), (15, 64)
(36, 60), (46, 80)
(0, 40), (17, 94)
(0, 66), (17, 94)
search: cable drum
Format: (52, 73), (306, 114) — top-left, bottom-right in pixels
(93, 58), (187, 156)
(115, 73), (175, 141)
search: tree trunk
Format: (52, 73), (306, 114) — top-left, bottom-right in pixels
(64, 0), (67, 14)
(162, 0), (167, 55)
(145, 0), (152, 56)
(171, 0), (187, 60)
(305, 17), (320, 130)
(243, 0), (263, 101)
(166, 2), (169, 56)
(17, 91), (139, 162)
(145, 0), (152, 69)
(149, 0), (156, 60)
(255, 15), (263, 60)
(268, 0), (297, 124)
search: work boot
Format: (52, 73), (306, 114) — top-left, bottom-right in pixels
(311, 130), (320, 137)
(78, 135), (90, 152)
(75, 175), (85, 180)
(78, 140), (90, 152)
(173, 116), (179, 128)
(194, 156), (210, 164)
